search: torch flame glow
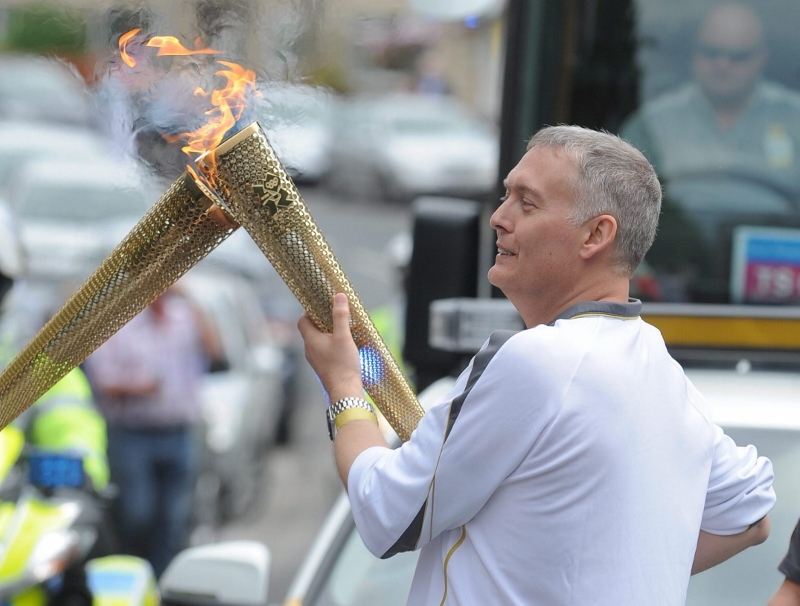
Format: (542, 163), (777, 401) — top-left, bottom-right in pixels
(119, 28), (141, 67)
(164, 60), (257, 162)
(118, 29), (259, 181)
(146, 36), (221, 57)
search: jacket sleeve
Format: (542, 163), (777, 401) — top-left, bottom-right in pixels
(701, 423), (775, 535)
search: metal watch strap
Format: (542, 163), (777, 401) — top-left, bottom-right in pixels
(327, 397), (376, 440)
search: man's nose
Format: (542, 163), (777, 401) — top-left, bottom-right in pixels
(490, 204), (509, 232)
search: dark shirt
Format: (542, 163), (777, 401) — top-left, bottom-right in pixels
(779, 519), (800, 583)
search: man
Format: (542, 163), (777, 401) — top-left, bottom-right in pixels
(621, 2), (800, 197)
(298, 125), (775, 604)
(769, 520), (800, 605)
(84, 284), (219, 577)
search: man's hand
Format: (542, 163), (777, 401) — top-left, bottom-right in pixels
(297, 293), (363, 404)
(298, 293), (388, 486)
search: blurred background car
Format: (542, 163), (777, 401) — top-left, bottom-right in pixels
(0, 121), (117, 196)
(179, 268), (290, 541)
(0, 54), (97, 128)
(254, 83), (336, 185)
(325, 93), (499, 203)
(6, 157), (158, 283)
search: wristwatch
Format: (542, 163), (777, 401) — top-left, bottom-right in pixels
(326, 397), (376, 440)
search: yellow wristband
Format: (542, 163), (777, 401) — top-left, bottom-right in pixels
(335, 407), (379, 430)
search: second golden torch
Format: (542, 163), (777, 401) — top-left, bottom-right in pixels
(197, 122), (424, 442)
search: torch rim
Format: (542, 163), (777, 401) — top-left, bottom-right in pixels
(195, 121), (263, 169)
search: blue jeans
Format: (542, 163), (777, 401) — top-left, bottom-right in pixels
(106, 425), (196, 577)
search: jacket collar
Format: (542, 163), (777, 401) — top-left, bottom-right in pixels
(548, 299), (642, 326)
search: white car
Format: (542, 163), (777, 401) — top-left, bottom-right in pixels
(0, 55), (96, 128)
(179, 269), (289, 535)
(0, 121), (116, 192)
(327, 93), (499, 202)
(7, 157), (158, 282)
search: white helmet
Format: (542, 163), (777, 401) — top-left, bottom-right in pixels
(0, 203), (25, 310)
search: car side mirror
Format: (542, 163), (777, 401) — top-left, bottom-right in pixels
(159, 541), (271, 606)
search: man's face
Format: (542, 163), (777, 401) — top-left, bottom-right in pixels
(692, 6), (766, 107)
(488, 146), (586, 306)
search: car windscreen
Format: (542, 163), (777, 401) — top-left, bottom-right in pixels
(384, 103), (485, 137)
(391, 116), (477, 136)
(308, 525), (419, 606)
(15, 182), (150, 221)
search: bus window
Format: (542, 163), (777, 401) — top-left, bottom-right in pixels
(557, 0), (800, 305)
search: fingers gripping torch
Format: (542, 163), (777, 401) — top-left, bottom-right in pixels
(0, 122), (424, 442)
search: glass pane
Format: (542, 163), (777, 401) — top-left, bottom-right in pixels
(16, 183), (150, 221)
(567, 0), (800, 305)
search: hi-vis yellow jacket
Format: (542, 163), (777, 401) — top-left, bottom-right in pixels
(0, 367), (109, 491)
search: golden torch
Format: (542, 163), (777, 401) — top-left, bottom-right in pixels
(195, 122), (424, 442)
(0, 31), (424, 441)
(0, 32), (244, 430)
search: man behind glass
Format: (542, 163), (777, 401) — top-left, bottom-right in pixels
(621, 2), (800, 204)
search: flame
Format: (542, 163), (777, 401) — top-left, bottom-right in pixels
(146, 36), (221, 57)
(175, 61), (257, 156)
(119, 28), (141, 67)
(118, 30), (259, 181)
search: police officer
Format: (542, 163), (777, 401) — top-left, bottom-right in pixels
(0, 202), (110, 606)
(0, 202), (108, 491)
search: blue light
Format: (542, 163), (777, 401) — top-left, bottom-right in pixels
(464, 15), (480, 29)
(359, 345), (385, 387)
(28, 452), (85, 489)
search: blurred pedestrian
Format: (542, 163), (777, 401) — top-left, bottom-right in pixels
(84, 283), (220, 577)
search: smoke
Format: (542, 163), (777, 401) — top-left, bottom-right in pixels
(91, 0), (329, 183)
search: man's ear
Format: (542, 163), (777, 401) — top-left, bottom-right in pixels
(579, 214), (617, 260)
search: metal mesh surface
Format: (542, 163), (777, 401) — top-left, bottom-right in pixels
(197, 122), (424, 441)
(0, 175), (238, 429)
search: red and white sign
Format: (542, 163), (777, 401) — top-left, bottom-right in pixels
(731, 226), (800, 303)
